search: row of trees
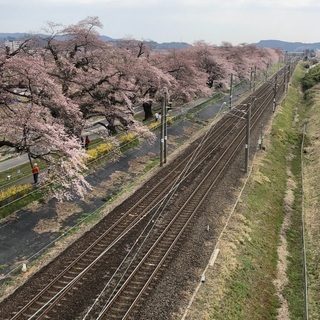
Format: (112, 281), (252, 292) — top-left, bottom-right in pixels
(0, 16), (283, 199)
(301, 63), (320, 91)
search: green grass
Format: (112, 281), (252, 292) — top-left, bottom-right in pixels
(0, 188), (44, 219)
(278, 64), (306, 319)
(205, 63), (307, 320)
(0, 264), (7, 271)
(0, 162), (32, 187)
(302, 84), (320, 319)
(143, 159), (160, 172)
(283, 65), (312, 320)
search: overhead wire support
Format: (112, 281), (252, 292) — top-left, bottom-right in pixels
(244, 102), (251, 173)
(160, 91), (169, 166)
(229, 73), (233, 108)
(160, 94), (165, 167)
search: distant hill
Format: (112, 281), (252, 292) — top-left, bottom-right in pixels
(0, 32), (191, 50)
(0, 32), (32, 44)
(3, 33), (318, 52)
(147, 41), (191, 50)
(255, 40), (320, 52)
(100, 35), (116, 42)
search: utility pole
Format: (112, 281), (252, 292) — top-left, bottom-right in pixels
(245, 102), (251, 173)
(160, 92), (169, 166)
(229, 73), (233, 108)
(160, 95), (165, 167)
(265, 63), (269, 81)
(164, 92), (168, 164)
(273, 74), (277, 113)
(283, 64), (287, 93)
(286, 62), (291, 93)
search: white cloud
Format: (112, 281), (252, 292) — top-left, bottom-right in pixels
(243, 0), (320, 8)
(2, 0), (319, 9)
(37, 0), (160, 5)
(1, 0), (320, 44)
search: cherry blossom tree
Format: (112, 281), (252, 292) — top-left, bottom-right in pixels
(192, 41), (235, 89)
(191, 42), (283, 90)
(0, 16), (284, 200)
(0, 53), (90, 200)
(38, 18), (168, 133)
(148, 47), (212, 103)
(117, 37), (152, 58)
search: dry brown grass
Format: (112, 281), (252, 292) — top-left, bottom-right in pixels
(128, 153), (156, 174)
(33, 203), (82, 234)
(273, 158), (296, 320)
(302, 86), (320, 319)
(181, 92), (307, 319)
(86, 171), (131, 201)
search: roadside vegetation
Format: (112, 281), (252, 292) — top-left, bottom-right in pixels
(301, 63), (320, 91)
(186, 61), (320, 319)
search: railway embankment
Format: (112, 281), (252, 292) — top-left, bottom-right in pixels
(184, 62), (320, 320)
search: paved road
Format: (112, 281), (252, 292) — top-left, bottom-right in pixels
(0, 98), (210, 173)
(0, 153), (29, 172)
(0, 98), (214, 192)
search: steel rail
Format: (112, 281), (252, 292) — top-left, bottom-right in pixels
(7, 68), (287, 320)
(96, 107), (253, 319)
(9, 102), (249, 320)
(94, 71), (287, 319)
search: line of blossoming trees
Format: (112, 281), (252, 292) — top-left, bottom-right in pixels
(0, 16), (283, 200)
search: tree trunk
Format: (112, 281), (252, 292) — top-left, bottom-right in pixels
(142, 101), (153, 121)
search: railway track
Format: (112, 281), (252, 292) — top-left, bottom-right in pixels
(1, 64), (295, 320)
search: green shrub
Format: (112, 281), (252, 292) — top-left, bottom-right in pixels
(301, 64), (320, 91)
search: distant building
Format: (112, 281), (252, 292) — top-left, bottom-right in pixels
(316, 49), (320, 59)
(5, 40), (24, 53)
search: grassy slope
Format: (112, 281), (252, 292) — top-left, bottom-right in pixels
(185, 63), (318, 320)
(303, 82), (320, 319)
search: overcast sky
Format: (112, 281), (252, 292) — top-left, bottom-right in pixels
(1, 0), (319, 45)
